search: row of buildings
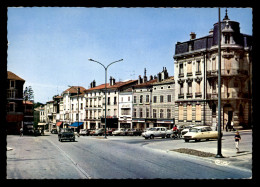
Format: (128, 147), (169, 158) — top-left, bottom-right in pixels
(7, 11), (252, 134)
(36, 67), (175, 131)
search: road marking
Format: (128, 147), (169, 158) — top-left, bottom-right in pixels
(47, 139), (92, 179)
(215, 160), (230, 166)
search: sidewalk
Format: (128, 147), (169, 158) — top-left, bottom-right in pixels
(145, 130), (252, 172)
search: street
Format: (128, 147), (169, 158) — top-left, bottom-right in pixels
(7, 131), (252, 179)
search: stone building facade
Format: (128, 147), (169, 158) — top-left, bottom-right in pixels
(132, 68), (175, 129)
(173, 11), (252, 129)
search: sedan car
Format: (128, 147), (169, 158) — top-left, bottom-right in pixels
(183, 126), (219, 142)
(112, 128), (126, 136)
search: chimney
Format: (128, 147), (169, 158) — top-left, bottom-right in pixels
(110, 76), (113, 86)
(112, 78), (115, 85)
(143, 68), (147, 82)
(157, 72), (161, 82)
(90, 82), (93, 88)
(93, 80), (96, 87)
(150, 75), (153, 81)
(190, 32), (196, 40)
(138, 75), (143, 84)
(209, 29), (213, 35)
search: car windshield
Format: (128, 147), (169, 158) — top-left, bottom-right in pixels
(190, 128), (199, 133)
(61, 128), (73, 133)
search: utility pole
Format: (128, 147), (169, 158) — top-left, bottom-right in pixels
(216, 8), (224, 158)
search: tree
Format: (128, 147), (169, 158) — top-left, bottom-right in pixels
(24, 86), (34, 101)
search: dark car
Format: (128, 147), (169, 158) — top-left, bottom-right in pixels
(132, 129), (143, 136)
(51, 129), (58, 134)
(58, 128), (75, 142)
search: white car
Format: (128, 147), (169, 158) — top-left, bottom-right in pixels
(183, 126), (219, 142)
(180, 125), (196, 138)
(142, 127), (167, 139)
(112, 128), (125, 136)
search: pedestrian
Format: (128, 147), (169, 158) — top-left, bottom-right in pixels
(20, 127), (23, 137)
(234, 131), (241, 153)
(225, 120), (229, 132)
(231, 121), (234, 131)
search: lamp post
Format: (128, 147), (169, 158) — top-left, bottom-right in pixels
(88, 58), (123, 138)
(216, 8), (224, 158)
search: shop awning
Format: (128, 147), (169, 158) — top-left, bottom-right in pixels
(56, 122), (63, 127)
(69, 122), (83, 127)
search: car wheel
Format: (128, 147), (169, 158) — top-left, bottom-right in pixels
(185, 139), (189, 142)
(150, 135), (154, 139)
(166, 134), (170, 138)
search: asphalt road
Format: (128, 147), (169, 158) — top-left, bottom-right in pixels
(7, 131), (252, 179)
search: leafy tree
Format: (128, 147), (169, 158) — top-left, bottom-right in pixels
(24, 86), (34, 101)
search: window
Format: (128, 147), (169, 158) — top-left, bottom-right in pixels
(187, 62), (192, 75)
(196, 104), (201, 121)
(114, 97), (117, 105)
(133, 108), (136, 117)
(140, 95), (143, 104)
(107, 97), (110, 105)
(71, 104), (74, 110)
(160, 109), (164, 118)
(180, 83), (184, 94)
(80, 103), (83, 110)
(146, 108), (149, 118)
(160, 96), (164, 103)
(167, 95), (171, 102)
(153, 96), (157, 103)
(167, 109), (171, 119)
(133, 96), (137, 103)
(153, 109), (157, 118)
(139, 108), (143, 118)
(187, 104), (192, 121)
(196, 81), (201, 93)
(128, 96), (130, 101)
(179, 63), (184, 76)
(188, 82), (192, 94)
(146, 95), (149, 103)
(10, 80), (15, 88)
(179, 105), (183, 121)
(212, 57), (216, 71)
(9, 103), (15, 112)
(196, 60), (201, 73)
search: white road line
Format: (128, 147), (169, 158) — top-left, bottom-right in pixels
(47, 139), (92, 179)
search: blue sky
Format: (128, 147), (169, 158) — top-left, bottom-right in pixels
(7, 8), (252, 103)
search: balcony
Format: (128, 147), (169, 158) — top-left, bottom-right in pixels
(195, 92), (202, 98)
(178, 93), (184, 99)
(186, 93), (193, 98)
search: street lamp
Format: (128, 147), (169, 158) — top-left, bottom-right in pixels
(216, 8), (224, 158)
(88, 58), (123, 138)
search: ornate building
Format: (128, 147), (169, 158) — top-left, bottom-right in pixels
(173, 10), (252, 129)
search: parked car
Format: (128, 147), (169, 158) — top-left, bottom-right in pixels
(183, 126), (219, 142)
(58, 128), (75, 142)
(132, 129), (143, 136)
(141, 127), (167, 139)
(180, 125), (196, 138)
(93, 128), (105, 136)
(51, 129), (58, 134)
(79, 129), (89, 136)
(112, 128), (126, 136)
(89, 129), (96, 136)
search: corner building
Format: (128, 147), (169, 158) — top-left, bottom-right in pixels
(173, 11), (252, 130)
